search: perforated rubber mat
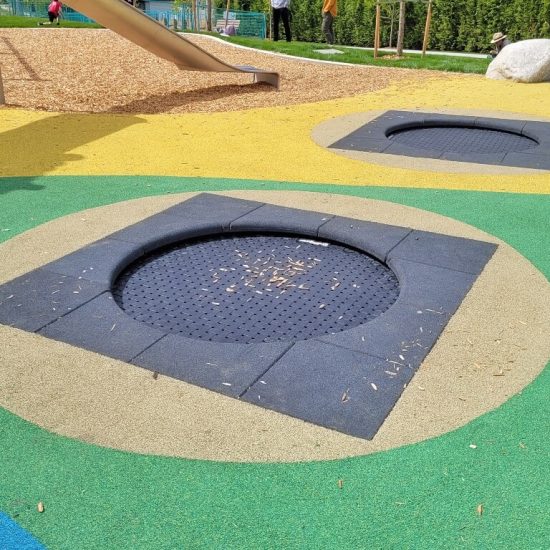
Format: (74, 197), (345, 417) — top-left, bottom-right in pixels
(113, 233), (400, 344)
(388, 126), (538, 154)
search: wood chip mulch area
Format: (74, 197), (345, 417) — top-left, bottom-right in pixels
(0, 28), (444, 114)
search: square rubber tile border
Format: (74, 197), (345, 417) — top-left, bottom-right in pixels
(329, 110), (550, 170)
(0, 194), (497, 439)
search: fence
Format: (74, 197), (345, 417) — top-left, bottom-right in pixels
(145, 6), (266, 38)
(1, 1), (267, 38)
(2, 0), (94, 22)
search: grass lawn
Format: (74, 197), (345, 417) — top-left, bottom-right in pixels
(220, 35), (492, 74)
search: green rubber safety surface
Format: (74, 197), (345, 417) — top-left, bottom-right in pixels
(0, 176), (549, 549)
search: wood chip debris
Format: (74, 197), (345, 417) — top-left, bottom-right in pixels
(299, 239), (329, 247)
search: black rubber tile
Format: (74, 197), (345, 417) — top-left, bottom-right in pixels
(389, 258), (478, 314)
(388, 230), (497, 275)
(109, 214), (223, 253)
(439, 151), (507, 164)
(39, 293), (165, 362)
(229, 204), (334, 236)
(376, 110), (426, 124)
(318, 216), (411, 261)
(522, 121), (550, 142)
(422, 113), (462, 126)
(514, 145), (549, 156)
(0, 269), (106, 332)
(241, 340), (414, 440)
(329, 136), (391, 153)
(474, 117), (526, 133)
(329, 127), (389, 149)
(502, 152), (550, 170)
(368, 121), (424, 136)
(43, 238), (145, 286)
(317, 302), (449, 366)
(161, 192), (263, 230)
(132, 334), (292, 397)
(383, 142), (444, 159)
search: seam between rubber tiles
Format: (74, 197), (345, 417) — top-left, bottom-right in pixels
(315, 216), (337, 236)
(129, 333), (169, 364)
(238, 342), (296, 398)
(227, 202), (267, 231)
(382, 229), (413, 262)
(311, 337), (423, 366)
(34, 289), (110, 334)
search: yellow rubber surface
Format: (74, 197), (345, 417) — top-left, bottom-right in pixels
(2, 75), (550, 193)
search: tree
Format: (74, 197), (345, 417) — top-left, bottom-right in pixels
(381, 2), (399, 47)
(396, 0), (406, 55)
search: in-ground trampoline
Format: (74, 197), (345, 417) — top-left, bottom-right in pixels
(0, 193), (496, 439)
(329, 110), (550, 170)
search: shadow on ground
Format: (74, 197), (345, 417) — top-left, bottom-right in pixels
(0, 112), (145, 182)
(104, 83), (273, 114)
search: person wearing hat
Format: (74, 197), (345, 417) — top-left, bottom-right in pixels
(490, 32), (511, 58)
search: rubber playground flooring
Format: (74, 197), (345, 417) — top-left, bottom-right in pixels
(1, 73), (549, 549)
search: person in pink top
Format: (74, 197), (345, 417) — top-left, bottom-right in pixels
(38, 0), (62, 26)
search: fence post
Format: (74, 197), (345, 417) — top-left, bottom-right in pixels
(422, 0), (433, 57)
(374, 1), (381, 58)
(0, 67), (5, 106)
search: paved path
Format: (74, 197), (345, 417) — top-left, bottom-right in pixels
(342, 45), (490, 58)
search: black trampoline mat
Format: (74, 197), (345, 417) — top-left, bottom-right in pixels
(388, 125), (537, 154)
(113, 233), (399, 344)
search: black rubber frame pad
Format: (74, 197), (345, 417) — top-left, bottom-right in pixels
(0, 194), (497, 439)
(329, 110), (550, 170)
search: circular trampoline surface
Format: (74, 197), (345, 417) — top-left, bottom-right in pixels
(113, 233), (399, 344)
(387, 125), (538, 154)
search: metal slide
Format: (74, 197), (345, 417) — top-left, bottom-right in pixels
(63, 0), (279, 88)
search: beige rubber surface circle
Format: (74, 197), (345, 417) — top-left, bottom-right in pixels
(0, 191), (549, 463)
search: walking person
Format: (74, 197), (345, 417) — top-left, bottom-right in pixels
(271, 0), (292, 42)
(321, 0), (337, 45)
(38, 0), (63, 26)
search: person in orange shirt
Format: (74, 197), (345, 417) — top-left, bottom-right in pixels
(321, 0), (337, 45)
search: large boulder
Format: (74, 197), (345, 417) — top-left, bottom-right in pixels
(486, 39), (550, 83)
